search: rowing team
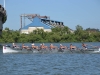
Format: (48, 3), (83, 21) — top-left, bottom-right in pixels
(12, 43), (88, 50)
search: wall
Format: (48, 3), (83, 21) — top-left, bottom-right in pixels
(21, 27), (51, 34)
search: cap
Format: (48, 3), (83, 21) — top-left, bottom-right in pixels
(31, 43), (34, 45)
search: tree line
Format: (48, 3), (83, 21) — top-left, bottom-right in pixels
(0, 25), (100, 43)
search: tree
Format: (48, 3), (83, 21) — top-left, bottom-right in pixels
(74, 25), (83, 35)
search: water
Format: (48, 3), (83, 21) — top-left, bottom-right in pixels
(0, 42), (100, 75)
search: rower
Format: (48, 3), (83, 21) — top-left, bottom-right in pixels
(22, 44), (29, 49)
(12, 43), (19, 48)
(60, 44), (67, 49)
(82, 43), (87, 49)
(70, 44), (76, 50)
(31, 43), (38, 49)
(40, 43), (48, 49)
(40, 44), (43, 49)
(12, 43), (16, 48)
(50, 44), (57, 50)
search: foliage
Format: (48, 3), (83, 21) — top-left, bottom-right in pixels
(0, 26), (100, 43)
(86, 28), (99, 32)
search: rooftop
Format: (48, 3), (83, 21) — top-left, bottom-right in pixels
(22, 16), (52, 29)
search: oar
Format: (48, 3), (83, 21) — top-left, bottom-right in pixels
(62, 47), (72, 53)
(90, 45), (99, 48)
(76, 47), (84, 53)
(80, 48), (85, 53)
(87, 44), (98, 48)
(70, 49), (73, 53)
(67, 48), (73, 53)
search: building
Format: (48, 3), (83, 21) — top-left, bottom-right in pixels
(20, 14), (64, 34)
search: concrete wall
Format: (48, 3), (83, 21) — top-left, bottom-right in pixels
(20, 29), (29, 34)
(28, 27), (44, 33)
(44, 29), (51, 32)
(21, 27), (51, 34)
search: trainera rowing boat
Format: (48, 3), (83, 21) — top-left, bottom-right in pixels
(3, 45), (100, 54)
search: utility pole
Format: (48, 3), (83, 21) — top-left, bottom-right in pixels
(20, 15), (22, 29)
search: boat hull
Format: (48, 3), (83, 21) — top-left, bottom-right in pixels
(3, 46), (34, 53)
(3, 46), (100, 54)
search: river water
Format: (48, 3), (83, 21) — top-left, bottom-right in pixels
(0, 42), (100, 75)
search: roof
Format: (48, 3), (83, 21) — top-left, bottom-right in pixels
(41, 18), (63, 23)
(22, 16), (51, 29)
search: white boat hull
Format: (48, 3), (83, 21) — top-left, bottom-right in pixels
(3, 46), (20, 53)
(3, 46), (100, 54)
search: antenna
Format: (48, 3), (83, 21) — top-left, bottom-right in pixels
(4, 0), (5, 8)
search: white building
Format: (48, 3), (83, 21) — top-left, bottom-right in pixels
(20, 16), (51, 34)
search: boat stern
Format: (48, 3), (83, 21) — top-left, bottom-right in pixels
(3, 45), (7, 53)
(3, 45), (19, 53)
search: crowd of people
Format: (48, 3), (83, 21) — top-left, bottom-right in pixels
(12, 43), (88, 50)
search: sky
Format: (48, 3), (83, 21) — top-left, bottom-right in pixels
(0, 0), (100, 30)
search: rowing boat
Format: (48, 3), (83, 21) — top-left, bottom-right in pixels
(3, 45), (100, 54)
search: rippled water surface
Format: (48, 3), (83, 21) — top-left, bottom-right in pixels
(0, 42), (100, 75)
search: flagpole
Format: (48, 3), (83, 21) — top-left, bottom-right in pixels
(4, 0), (5, 8)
